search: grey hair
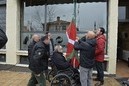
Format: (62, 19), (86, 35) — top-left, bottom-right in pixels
(54, 45), (63, 52)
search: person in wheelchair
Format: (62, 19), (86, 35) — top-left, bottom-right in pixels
(51, 45), (80, 85)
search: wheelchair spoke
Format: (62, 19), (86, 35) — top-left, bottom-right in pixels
(51, 74), (72, 86)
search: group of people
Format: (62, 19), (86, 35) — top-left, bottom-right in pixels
(74, 28), (106, 86)
(27, 27), (106, 86)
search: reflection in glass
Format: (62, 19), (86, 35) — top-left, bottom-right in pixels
(21, 2), (107, 51)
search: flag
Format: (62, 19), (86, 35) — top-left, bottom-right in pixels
(66, 20), (79, 68)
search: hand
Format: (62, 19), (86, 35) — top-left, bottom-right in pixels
(35, 74), (40, 76)
(76, 37), (79, 41)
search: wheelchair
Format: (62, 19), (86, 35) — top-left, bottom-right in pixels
(47, 61), (80, 86)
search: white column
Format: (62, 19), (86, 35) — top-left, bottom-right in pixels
(6, 0), (20, 64)
(107, 0), (118, 74)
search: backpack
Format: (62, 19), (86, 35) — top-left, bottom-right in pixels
(0, 29), (8, 49)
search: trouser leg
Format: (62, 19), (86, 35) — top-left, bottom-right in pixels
(80, 66), (92, 86)
(87, 68), (93, 86)
(96, 61), (104, 82)
(27, 72), (38, 86)
(35, 72), (46, 86)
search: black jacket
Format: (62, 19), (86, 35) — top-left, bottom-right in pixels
(74, 39), (96, 68)
(29, 41), (49, 74)
(28, 40), (36, 61)
(51, 51), (70, 70)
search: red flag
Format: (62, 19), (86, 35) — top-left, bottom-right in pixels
(66, 21), (79, 68)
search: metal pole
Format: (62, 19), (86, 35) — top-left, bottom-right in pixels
(73, 0), (76, 24)
(44, 3), (47, 33)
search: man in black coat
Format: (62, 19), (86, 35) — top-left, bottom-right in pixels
(28, 34), (40, 86)
(28, 34), (40, 60)
(74, 31), (96, 86)
(51, 45), (81, 85)
(51, 45), (70, 70)
(28, 36), (50, 86)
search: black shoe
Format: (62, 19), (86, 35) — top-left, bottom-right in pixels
(100, 81), (104, 85)
(93, 78), (100, 81)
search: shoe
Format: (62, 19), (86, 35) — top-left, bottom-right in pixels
(93, 78), (100, 81)
(99, 81), (104, 85)
(95, 81), (104, 86)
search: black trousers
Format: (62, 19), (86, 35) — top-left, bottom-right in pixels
(28, 72), (38, 86)
(95, 61), (104, 82)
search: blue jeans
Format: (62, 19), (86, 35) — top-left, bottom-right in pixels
(80, 66), (93, 86)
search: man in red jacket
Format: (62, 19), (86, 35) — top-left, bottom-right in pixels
(94, 27), (106, 85)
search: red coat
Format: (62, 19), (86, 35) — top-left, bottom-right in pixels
(95, 35), (106, 62)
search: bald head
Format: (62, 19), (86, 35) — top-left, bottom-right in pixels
(32, 34), (40, 42)
(86, 31), (96, 39)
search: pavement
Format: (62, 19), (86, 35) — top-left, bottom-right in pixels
(0, 64), (121, 86)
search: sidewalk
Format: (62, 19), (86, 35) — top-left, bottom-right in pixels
(0, 70), (121, 86)
(0, 71), (50, 86)
(0, 64), (121, 86)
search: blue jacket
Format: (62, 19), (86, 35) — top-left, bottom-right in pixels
(74, 39), (96, 68)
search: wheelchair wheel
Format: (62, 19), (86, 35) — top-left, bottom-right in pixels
(51, 73), (72, 86)
(47, 69), (56, 82)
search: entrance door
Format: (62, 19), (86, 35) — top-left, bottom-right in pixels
(116, 5), (129, 78)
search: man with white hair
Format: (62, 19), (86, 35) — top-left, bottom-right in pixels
(28, 34), (40, 60)
(74, 31), (96, 86)
(28, 34), (40, 86)
(51, 45), (81, 85)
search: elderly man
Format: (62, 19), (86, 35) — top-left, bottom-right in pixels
(74, 31), (96, 86)
(28, 34), (40, 86)
(28, 34), (40, 60)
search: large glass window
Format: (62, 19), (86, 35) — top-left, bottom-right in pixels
(21, 2), (107, 51)
(0, 5), (6, 49)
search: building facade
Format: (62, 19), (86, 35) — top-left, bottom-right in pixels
(0, 0), (120, 75)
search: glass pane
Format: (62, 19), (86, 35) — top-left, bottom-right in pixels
(77, 2), (107, 31)
(47, 2), (107, 51)
(21, 2), (107, 51)
(0, 5), (6, 49)
(23, 5), (45, 32)
(0, 54), (6, 62)
(118, 6), (126, 20)
(19, 56), (29, 64)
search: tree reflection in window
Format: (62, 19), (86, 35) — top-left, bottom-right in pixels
(21, 2), (107, 51)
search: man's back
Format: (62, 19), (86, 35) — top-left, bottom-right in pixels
(74, 39), (96, 68)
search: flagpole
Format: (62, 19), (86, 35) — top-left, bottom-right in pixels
(73, 0), (77, 24)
